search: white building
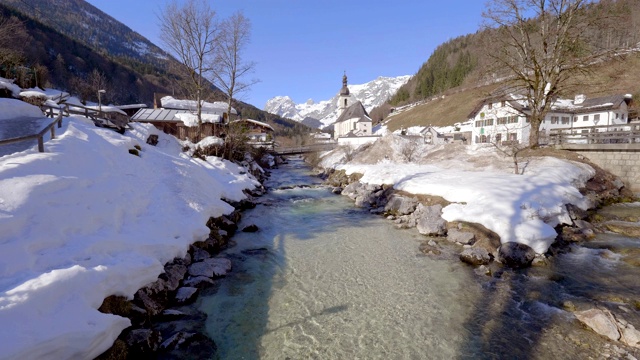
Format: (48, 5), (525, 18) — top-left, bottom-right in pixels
(468, 94), (633, 145)
(333, 73), (375, 141)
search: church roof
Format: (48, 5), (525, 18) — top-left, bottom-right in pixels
(335, 101), (371, 124)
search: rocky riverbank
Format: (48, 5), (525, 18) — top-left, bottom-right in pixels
(317, 144), (640, 352)
(94, 155), (282, 359)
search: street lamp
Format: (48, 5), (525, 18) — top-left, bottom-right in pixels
(98, 89), (106, 114)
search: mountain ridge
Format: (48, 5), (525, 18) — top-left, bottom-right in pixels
(265, 75), (410, 128)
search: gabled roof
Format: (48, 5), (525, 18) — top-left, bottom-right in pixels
(131, 108), (221, 123)
(467, 96), (528, 119)
(335, 101), (371, 124)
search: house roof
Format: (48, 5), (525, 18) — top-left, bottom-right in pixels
(335, 101), (371, 124)
(468, 93), (632, 119)
(131, 108), (222, 124)
(231, 118), (274, 131)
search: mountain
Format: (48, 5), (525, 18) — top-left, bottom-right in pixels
(265, 75), (410, 128)
(0, 0), (167, 67)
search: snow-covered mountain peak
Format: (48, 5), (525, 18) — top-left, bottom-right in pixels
(264, 75), (410, 128)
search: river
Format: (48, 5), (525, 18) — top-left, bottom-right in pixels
(197, 158), (640, 359)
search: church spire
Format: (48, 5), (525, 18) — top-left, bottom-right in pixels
(340, 71), (350, 96)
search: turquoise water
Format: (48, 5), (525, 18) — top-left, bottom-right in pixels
(198, 158), (640, 359)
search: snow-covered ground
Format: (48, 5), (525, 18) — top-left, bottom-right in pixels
(321, 136), (595, 254)
(0, 101), (258, 359)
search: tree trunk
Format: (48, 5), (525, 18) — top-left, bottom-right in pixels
(528, 117), (541, 148)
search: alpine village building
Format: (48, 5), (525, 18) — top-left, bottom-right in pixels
(468, 93), (633, 145)
(333, 73), (374, 141)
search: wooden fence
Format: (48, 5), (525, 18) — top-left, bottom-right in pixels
(0, 111), (64, 153)
(549, 124), (640, 145)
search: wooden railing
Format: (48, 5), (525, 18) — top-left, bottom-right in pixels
(549, 124), (640, 145)
(0, 111), (64, 153)
(42, 103), (129, 130)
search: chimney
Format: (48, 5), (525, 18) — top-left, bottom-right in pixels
(574, 94), (586, 105)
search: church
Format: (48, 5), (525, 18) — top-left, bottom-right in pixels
(333, 73), (373, 140)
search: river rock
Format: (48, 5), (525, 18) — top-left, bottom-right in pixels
(459, 247), (491, 266)
(620, 322), (640, 348)
(191, 247), (211, 262)
(574, 308), (620, 341)
(384, 194), (418, 215)
(162, 263), (188, 292)
(498, 242), (536, 268)
(175, 287), (200, 305)
(414, 204), (447, 236)
(125, 329), (162, 355)
(603, 221), (640, 238)
(160, 332), (217, 357)
(183, 275), (216, 288)
(242, 224), (259, 232)
(447, 228), (475, 245)
(342, 182), (363, 200)
(188, 258), (232, 278)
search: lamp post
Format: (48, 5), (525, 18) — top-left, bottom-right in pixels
(98, 89), (106, 114)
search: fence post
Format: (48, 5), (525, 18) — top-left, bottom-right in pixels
(38, 136), (44, 152)
(50, 126), (55, 139)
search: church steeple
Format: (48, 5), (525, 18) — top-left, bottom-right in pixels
(338, 71), (350, 111)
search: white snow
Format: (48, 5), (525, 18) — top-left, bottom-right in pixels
(0, 100), (258, 359)
(0, 98), (45, 119)
(175, 112), (222, 127)
(197, 136), (224, 148)
(333, 137), (595, 254)
(0, 77), (21, 98)
(161, 96), (237, 115)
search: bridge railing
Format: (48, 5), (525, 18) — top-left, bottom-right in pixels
(549, 123), (640, 145)
(274, 142), (337, 155)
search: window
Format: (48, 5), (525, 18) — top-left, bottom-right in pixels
(561, 116), (570, 125)
(594, 114), (600, 121)
(583, 115), (589, 121)
(508, 133), (517, 141)
(508, 116), (518, 124)
(616, 113), (620, 119)
(501, 100), (506, 107)
(475, 120), (483, 128)
(551, 116), (559, 124)
(485, 119), (494, 126)
(497, 117), (507, 125)
(495, 133), (502, 142)
(488, 103), (493, 110)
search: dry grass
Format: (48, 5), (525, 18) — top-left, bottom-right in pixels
(384, 52), (640, 132)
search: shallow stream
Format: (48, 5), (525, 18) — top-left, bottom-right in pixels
(197, 158), (640, 359)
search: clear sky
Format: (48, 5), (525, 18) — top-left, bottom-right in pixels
(85, 0), (487, 109)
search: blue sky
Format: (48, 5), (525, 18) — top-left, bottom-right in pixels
(86, 0), (487, 109)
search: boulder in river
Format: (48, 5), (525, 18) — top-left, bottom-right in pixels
(459, 247), (491, 266)
(498, 242), (536, 268)
(414, 204), (447, 236)
(188, 257), (232, 278)
(447, 228), (475, 245)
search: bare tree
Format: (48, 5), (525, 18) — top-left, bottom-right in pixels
(159, 0), (218, 125)
(211, 11), (258, 122)
(489, 125), (529, 174)
(482, 0), (620, 147)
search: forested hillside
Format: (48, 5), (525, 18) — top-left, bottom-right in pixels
(0, 2), (310, 138)
(379, 0), (640, 131)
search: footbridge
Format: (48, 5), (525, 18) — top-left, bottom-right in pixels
(273, 143), (337, 156)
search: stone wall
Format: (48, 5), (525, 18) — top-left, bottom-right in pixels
(575, 147), (640, 194)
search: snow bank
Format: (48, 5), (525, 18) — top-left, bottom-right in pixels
(0, 98), (45, 120)
(0, 117), (258, 359)
(0, 77), (21, 97)
(340, 156), (594, 254)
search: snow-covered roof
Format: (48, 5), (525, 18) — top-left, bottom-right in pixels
(232, 118), (274, 131)
(0, 77), (21, 98)
(161, 96), (237, 115)
(116, 104), (147, 110)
